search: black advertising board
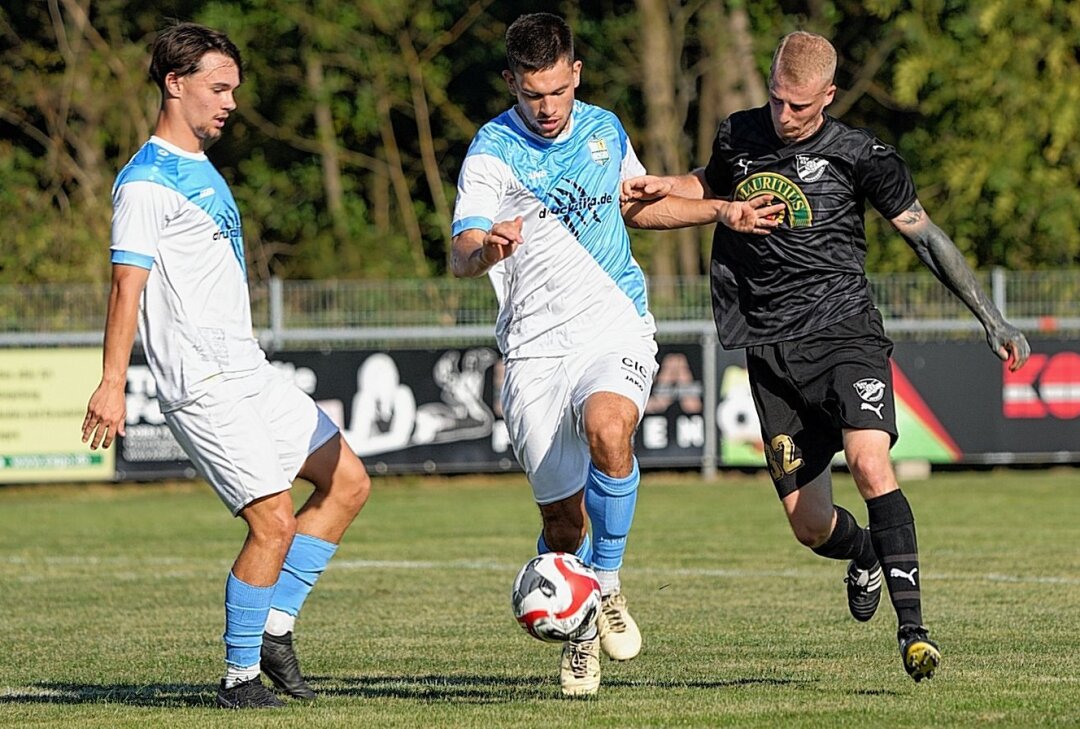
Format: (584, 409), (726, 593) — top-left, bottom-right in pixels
(280, 344), (710, 473)
(112, 337), (1080, 480)
(114, 361), (197, 480)
(713, 337), (1080, 467)
(115, 345), (711, 478)
(638, 344), (708, 466)
(891, 338), (1080, 463)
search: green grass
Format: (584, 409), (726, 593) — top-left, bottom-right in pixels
(1, 469), (1079, 727)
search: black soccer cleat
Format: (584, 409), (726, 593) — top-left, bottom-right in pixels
(844, 560), (883, 622)
(898, 624), (941, 682)
(215, 677), (286, 709)
(261, 631), (317, 699)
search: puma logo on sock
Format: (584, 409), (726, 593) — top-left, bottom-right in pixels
(889, 566), (919, 586)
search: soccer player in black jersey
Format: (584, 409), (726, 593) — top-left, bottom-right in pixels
(621, 31), (1030, 682)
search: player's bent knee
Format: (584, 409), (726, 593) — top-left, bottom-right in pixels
(790, 520), (832, 549)
(586, 429), (635, 474)
(311, 448), (372, 512)
(344, 470), (372, 514)
(845, 450), (895, 490)
(245, 505), (298, 550)
(326, 469), (370, 519)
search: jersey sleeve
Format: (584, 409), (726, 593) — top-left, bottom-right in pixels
(110, 180), (178, 269)
(853, 139), (918, 220)
(619, 132), (646, 181)
(451, 152), (509, 237)
(702, 117), (735, 198)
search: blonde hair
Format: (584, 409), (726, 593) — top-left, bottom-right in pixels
(770, 31), (836, 87)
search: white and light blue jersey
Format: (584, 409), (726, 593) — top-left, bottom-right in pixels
(111, 136), (265, 412)
(452, 100), (655, 358)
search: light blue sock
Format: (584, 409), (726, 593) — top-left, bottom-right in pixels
(224, 572), (275, 668)
(270, 533), (339, 619)
(537, 531), (593, 564)
(584, 458), (640, 571)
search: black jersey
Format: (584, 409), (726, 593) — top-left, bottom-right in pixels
(703, 105), (917, 348)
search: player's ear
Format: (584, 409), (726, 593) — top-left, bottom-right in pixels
(571, 59), (582, 89)
(164, 71), (184, 99)
(501, 69), (517, 96)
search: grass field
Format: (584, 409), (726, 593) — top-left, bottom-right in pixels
(1, 468), (1079, 728)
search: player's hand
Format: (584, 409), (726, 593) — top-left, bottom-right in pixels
(718, 195), (786, 235)
(480, 217), (524, 266)
(987, 323), (1031, 372)
(82, 383), (127, 450)
(620, 175), (674, 202)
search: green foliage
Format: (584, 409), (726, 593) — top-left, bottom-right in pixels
(1, 1), (1079, 282)
(884, 0), (1080, 269)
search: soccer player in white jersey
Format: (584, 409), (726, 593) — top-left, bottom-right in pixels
(450, 12), (782, 697)
(81, 23), (371, 709)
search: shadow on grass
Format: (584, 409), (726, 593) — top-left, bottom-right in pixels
(853, 687), (903, 697)
(0, 682), (213, 707)
(319, 673), (806, 703)
(0, 675), (805, 707)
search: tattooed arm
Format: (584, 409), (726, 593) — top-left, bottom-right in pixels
(890, 199), (1030, 371)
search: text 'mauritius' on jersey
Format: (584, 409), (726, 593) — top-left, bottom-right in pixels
(451, 100), (655, 358)
(703, 106), (917, 348)
(111, 136), (265, 412)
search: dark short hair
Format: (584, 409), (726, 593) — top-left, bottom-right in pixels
(149, 22), (243, 89)
(505, 13), (574, 73)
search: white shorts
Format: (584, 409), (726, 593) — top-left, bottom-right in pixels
(502, 336), (658, 505)
(164, 362), (339, 515)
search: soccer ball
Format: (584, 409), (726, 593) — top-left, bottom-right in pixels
(511, 552), (601, 642)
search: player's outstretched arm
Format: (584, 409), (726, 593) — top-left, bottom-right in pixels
(623, 193), (783, 234)
(82, 263), (151, 450)
(450, 217), (523, 278)
(622, 168), (783, 233)
(620, 168), (709, 203)
(891, 199), (1030, 371)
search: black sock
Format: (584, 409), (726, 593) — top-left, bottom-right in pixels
(811, 505), (878, 569)
(867, 490), (923, 628)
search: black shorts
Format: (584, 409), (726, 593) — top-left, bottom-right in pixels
(746, 309), (898, 499)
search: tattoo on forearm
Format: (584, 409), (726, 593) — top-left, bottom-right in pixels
(898, 201), (925, 226)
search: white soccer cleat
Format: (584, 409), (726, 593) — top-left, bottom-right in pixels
(560, 634), (601, 697)
(597, 591), (642, 661)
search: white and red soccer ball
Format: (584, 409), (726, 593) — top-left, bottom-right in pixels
(511, 552), (601, 642)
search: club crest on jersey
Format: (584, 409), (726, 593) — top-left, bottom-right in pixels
(734, 173), (812, 227)
(796, 155), (829, 182)
(854, 378), (886, 402)
(587, 134), (610, 166)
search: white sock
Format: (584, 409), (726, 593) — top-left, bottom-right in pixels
(595, 569), (620, 597)
(264, 608), (296, 637)
(223, 663), (260, 688)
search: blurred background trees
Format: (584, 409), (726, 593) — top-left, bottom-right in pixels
(1, 0), (1077, 284)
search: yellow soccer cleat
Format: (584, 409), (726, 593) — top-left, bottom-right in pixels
(898, 624), (941, 682)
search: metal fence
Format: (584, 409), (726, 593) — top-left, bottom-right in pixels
(1, 270), (1078, 348)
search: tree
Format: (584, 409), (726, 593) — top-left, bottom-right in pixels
(200, 0), (501, 280)
(867, 0), (1080, 270)
(0, 0), (166, 283)
(1, 1), (1078, 285)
